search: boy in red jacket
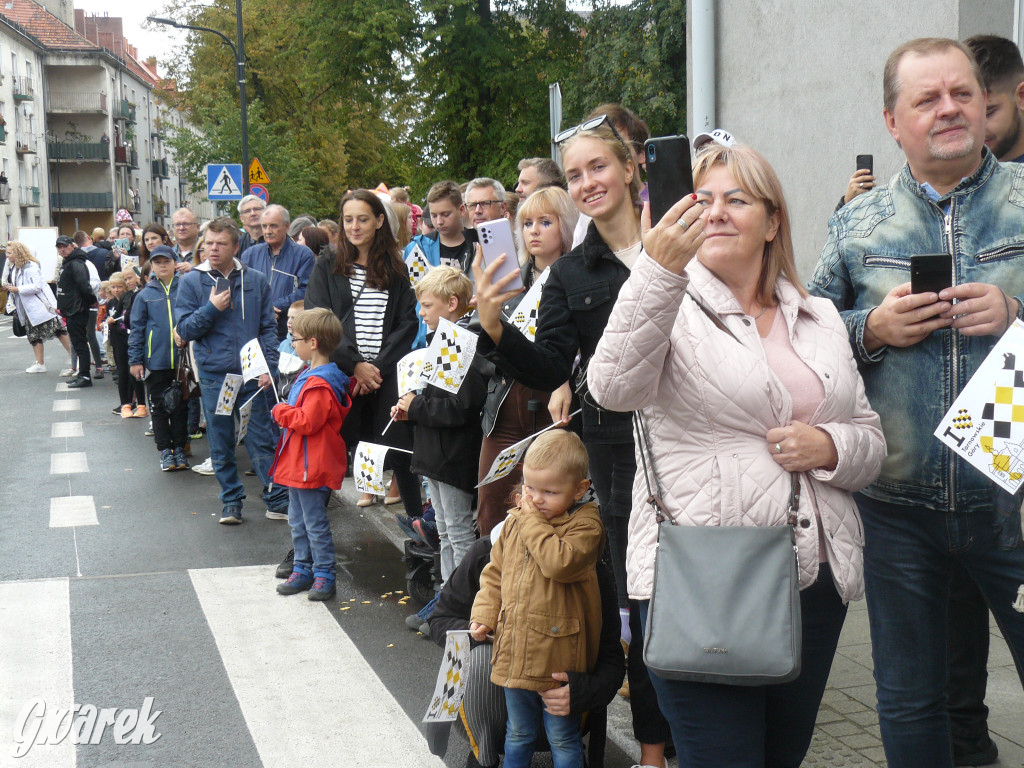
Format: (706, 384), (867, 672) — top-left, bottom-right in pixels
(270, 308), (352, 601)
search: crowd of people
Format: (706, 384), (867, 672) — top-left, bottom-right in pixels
(5, 32), (1024, 768)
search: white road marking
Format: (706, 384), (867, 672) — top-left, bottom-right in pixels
(50, 453), (88, 475)
(52, 400), (80, 412)
(49, 496), (98, 528)
(0, 579), (75, 768)
(51, 422), (84, 439)
(190, 565), (444, 767)
(54, 382), (71, 393)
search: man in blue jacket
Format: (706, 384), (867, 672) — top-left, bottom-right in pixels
(240, 204), (315, 341)
(175, 217), (288, 525)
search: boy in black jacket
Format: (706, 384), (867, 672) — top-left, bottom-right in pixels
(391, 267), (485, 582)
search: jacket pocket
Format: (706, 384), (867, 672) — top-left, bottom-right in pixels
(565, 281), (612, 312)
(975, 241), (1024, 264)
(524, 613), (580, 677)
(863, 254), (911, 270)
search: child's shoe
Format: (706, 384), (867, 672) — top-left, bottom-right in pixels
(120, 404), (134, 419)
(219, 505), (243, 525)
(307, 575), (336, 601)
(277, 570), (314, 595)
(133, 405), (149, 418)
(412, 517), (441, 552)
(173, 447), (189, 471)
(160, 448), (175, 471)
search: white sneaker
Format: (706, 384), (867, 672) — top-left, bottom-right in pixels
(25, 363), (47, 373)
(59, 367), (76, 377)
(192, 457), (215, 475)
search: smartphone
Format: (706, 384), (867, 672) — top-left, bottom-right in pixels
(215, 276), (230, 295)
(114, 238), (130, 252)
(645, 135), (695, 224)
(856, 154), (873, 175)
(910, 254), (953, 295)
(476, 218), (524, 292)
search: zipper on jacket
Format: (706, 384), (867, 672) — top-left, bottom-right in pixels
(944, 205), (958, 511)
(162, 280), (175, 368)
(505, 543), (531, 687)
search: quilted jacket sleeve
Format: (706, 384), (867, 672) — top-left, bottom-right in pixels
(587, 252), (689, 412)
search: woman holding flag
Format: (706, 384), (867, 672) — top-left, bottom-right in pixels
(305, 189), (422, 517)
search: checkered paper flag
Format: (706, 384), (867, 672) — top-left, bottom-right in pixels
(423, 317), (478, 395)
(240, 339), (270, 382)
(509, 268), (551, 342)
(477, 435), (534, 487)
(396, 348), (429, 397)
(424, 630), (471, 723)
(215, 373), (244, 416)
(405, 244), (433, 289)
(353, 441), (390, 495)
(235, 390), (260, 445)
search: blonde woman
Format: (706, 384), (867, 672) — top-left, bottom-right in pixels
(3, 241), (71, 372)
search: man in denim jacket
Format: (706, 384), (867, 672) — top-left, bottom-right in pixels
(809, 38), (1024, 768)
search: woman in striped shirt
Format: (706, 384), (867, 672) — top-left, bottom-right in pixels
(305, 189), (421, 514)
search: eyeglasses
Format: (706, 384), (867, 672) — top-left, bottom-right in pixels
(174, 222), (197, 229)
(467, 200), (501, 210)
(291, 336), (308, 344)
(554, 113), (633, 158)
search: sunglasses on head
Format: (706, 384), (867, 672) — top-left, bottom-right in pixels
(554, 115), (632, 158)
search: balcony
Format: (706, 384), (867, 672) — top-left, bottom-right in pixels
(0, 181), (10, 204)
(50, 192), (114, 211)
(47, 91), (108, 114)
(151, 158), (169, 178)
(115, 99), (136, 123)
(19, 186), (40, 207)
(15, 135), (38, 155)
(48, 141), (110, 162)
(114, 145), (133, 165)
(0, 126), (5, 145)
(13, 76), (34, 101)
(152, 197), (167, 216)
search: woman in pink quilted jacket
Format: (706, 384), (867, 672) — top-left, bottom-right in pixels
(587, 142), (886, 767)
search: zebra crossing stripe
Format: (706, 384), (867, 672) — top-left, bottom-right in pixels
(189, 565), (444, 767)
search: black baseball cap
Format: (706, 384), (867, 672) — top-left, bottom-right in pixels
(55, 235), (74, 247)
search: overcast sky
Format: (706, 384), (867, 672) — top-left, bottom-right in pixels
(73, 0), (184, 74)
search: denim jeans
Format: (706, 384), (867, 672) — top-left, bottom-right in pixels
(199, 374), (288, 511)
(426, 478), (475, 582)
(503, 687), (582, 768)
(639, 563), (848, 767)
(856, 493), (1024, 768)
(287, 487), (335, 579)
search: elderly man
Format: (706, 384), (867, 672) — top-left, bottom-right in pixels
(809, 38), (1024, 768)
(240, 204), (315, 340)
(464, 177), (508, 228)
(237, 194), (266, 254)
(170, 208), (199, 273)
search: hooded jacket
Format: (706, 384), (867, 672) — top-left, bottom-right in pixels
(269, 363), (352, 489)
(56, 248), (97, 316)
(128, 274), (180, 371)
(174, 258), (279, 376)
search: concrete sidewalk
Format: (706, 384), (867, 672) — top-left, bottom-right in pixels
(803, 598), (1024, 767)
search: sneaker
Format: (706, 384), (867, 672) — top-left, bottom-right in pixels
(265, 508), (289, 521)
(25, 362), (46, 373)
(60, 367), (76, 377)
(412, 517), (440, 551)
(67, 376), (93, 388)
(189, 430), (205, 440)
(120, 404), (134, 418)
(275, 549), (295, 579)
(160, 448), (175, 471)
(192, 457), (215, 475)
(277, 570), (314, 595)
(144, 426), (155, 437)
(394, 513), (427, 545)
(173, 448), (189, 471)
(133, 405), (149, 418)
(953, 734), (999, 766)
(307, 575), (336, 601)
(92, 368), (104, 380)
(219, 506), (243, 525)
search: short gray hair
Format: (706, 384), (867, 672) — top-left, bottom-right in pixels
(465, 177), (506, 203)
(237, 195), (267, 214)
(262, 204), (291, 226)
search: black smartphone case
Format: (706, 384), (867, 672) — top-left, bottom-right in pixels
(646, 136), (695, 224)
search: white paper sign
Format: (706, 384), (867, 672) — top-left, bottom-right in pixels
(235, 389), (260, 445)
(120, 254), (139, 272)
(353, 441), (390, 495)
(396, 348), (429, 397)
(935, 320), (1024, 493)
(216, 373), (244, 416)
(423, 630), (471, 723)
(405, 244), (433, 288)
(423, 317), (478, 395)
(509, 268), (550, 342)
(240, 338), (270, 382)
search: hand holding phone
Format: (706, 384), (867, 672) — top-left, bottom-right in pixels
(910, 254), (953, 295)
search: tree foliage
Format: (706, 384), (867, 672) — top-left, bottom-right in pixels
(157, 0), (686, 215)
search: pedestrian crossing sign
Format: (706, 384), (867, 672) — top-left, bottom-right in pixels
(206, 164), (244, 200)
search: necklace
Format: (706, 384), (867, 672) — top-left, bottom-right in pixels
(750, 305), (769, 320)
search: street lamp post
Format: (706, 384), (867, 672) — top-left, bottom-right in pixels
(148, 0), (248, 193)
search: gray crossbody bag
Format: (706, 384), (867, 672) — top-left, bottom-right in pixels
(639, 290), (803, 685)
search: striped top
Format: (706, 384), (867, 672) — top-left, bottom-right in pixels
(349, 264), (389, 360)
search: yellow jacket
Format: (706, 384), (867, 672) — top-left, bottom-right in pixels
(471, 500), (605, 691)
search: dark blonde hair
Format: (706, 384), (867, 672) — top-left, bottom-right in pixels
(692, 143), (805, 307)
(561, 122), (642, 210)
(414, 265), (473, 316)
(524, 430), (589, 483)
(292, 307), (343, 352)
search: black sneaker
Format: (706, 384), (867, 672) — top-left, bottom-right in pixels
(67, 376), (93, 388)
(275, 549), (295, 579)
(953, 734), (999, 766)
(219, 506), (243, 525)
(308, 575), (336, 601)
(160, 449), (175, 471)
(111, 405), (121, 415)
(277, 570), (314, 595)
(173, 448), (189, 471)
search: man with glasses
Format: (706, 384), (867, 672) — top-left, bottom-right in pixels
(171, 208), (199, 272)
(464, 177), (509, 229)
(237, 194), (267, 254)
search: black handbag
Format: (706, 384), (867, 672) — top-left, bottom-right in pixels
(12, 313), (26, 337)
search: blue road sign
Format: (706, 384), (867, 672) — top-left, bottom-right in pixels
(206, 164), (244, 200)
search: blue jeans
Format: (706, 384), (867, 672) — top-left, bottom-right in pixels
(287, 487), (335, 579)
(639, 563), (848, 767)
(503, 687), (582, 768)
(856, 493), (1024, 768)
(199, 375), (288, 511)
